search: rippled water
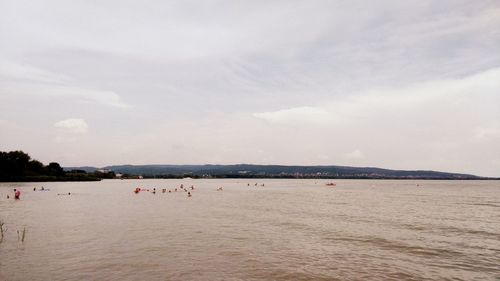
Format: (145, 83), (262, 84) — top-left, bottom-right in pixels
(0, 179), (499, 280)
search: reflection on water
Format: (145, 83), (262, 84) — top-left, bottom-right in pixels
(0, 179), (499, 280)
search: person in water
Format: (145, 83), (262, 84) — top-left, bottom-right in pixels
(188, 192), (192, 197)
(14, 189), (21, 199)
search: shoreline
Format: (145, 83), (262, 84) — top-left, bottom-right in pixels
(2, 177), (498, 183)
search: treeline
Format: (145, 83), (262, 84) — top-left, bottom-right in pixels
(0, 151), (112, 182)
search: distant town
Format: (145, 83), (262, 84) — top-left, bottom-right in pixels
(68, 164), (494, 180)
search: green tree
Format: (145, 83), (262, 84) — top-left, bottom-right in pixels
(46, 162), (65, 176)
(0, 150), (31, 177)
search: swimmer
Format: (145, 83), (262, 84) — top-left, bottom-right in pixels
(168, 190), (171, 193)
(162, 188), (166, 193)
(188, 192), (192, 197)
(14, 189), (20, 199)
(175, 188), (177, 192)
(190, 185), (194, 190)
(33, 187), (36, 191)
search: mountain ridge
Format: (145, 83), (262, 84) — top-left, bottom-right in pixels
(64, 164), (496, 179)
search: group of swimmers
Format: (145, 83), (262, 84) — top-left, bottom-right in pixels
(5, 186), (65, 200)
(134, 184), (195, 197)
(132, 183), (232, 196)
(7, 187), (46, 199)
(7, 182), (267, 201)
(6, 188), (21, 200)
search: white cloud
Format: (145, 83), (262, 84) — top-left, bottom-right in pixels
(52, 86), (129, 109)
(54, 118), (89, 134)
(1, 79), (130, 109)
(254, 67), (500, 125)
(0, 59), (72, 84)
(0, 58), (130, 109)
(253, 106), (332, 124)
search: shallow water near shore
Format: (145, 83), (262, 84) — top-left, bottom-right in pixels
(0, 179), (499, 280)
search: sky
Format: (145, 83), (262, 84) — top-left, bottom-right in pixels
(1, 0), (499, 176)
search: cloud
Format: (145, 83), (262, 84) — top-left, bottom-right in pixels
(253, 106), (332, 124)
(54, 118), (89, 134)
(0, 59), (130, 109)
(253, 67), (500, 125)
(50, 86), (130, 109)
(0, 58), (72, 84)
(1, 77), (130, 109)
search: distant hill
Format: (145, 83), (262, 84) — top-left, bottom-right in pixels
(65, 164), (492, 179)
(64, 166), (100, 173)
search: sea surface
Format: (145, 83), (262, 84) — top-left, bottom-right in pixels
(0, 179), (499, 281)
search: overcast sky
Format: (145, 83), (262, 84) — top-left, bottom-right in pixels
(1, 1), (499, 176)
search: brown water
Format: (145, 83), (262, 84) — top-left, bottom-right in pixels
(0, 179), (499, 281)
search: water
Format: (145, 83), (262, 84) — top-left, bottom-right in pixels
(0, 179), (499, 280)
